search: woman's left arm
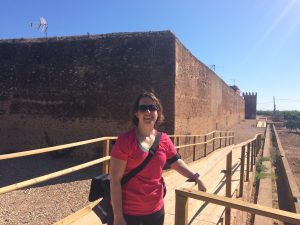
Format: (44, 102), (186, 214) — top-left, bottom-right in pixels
(170, 159), (207, 192)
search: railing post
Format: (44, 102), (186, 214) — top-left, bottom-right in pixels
(193, 136), (196, 161)
(259, 134), (262, 152)
(175, 191), (188, 225)
(239, 146), (245, 197)
(102, 139), (110, 174)
(253, 140), (256, 164)
(212, 132), (215, 151)
(220, 132), (222, 148)
(246, 143), (250, 181)
(232, 132), (235, 144)
(204, 135), (207, 156)
(256, 137), (260, 156)
(250, 142), (254, 171)
(225, 132), (227, 147)
(177, 136), (180, 155)
(225, 151), (232, 225)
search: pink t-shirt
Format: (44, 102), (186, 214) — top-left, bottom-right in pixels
(110, 128), (177, 215)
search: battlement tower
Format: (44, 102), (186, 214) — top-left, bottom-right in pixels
(242, 92), (257, 119)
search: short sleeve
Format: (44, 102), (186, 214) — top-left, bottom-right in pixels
(111, 134), (130, 161)
(164, 134), (180, 165)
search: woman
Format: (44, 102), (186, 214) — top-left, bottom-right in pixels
(109, 92), (206, 225)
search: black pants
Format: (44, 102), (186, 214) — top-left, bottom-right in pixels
(108, 205), (165, 225)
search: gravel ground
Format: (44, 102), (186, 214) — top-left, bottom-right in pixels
(0, 119), (264, 225)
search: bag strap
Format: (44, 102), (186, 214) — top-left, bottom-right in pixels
(121, 132), (162, 185)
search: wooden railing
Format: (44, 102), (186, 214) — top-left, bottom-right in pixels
(0, 130), (233, 195)
(175, 189), (300, 225)
(175, 133), (265, 225)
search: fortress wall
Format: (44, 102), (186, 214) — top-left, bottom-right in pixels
(0, 31), (175, 154)
(174, 38), (244, 161)
(0, 30), (245, 158)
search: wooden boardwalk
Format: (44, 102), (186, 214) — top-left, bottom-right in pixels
(56, 143), (251, 225)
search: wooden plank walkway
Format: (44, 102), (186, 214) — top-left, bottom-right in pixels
(55, 144), (252, 225)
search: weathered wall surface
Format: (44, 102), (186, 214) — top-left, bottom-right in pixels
(174, 38), (244, 161)
(0, 30), (246, 158)
(0, 31), (175, 154)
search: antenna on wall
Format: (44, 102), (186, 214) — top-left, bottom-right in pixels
(31, 17), (48, 37)
(209, 65), (216, 71)
(273, 96), (276, 113)
(231, 78), (236, 85)
(208, 64), (224, 72)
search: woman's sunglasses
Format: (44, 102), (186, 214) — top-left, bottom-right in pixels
(137, 104), (158, 112)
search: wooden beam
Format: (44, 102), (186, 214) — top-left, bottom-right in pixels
(225, 151), (232, 225)
(212, 132), (215, 151)
(102, 140), (110, 174)
(220, 132), (222, 148)
(204, 135), (207, 157)
(0, 156), (110, 195)
(176, 189), (300, 224)
(175, 191), (188, 225)
(0, 137), (116, 160)
(250, 142), (254, 172)
(53, 199), (100, 225)
(239, 146), (245, 197)
(246, 143), (250, 182)
(193, 136), (196, 161)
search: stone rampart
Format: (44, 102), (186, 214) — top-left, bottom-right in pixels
(0, 31), (244, 158)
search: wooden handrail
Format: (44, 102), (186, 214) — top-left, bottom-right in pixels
(0, 156), (110, 195)
(169, 130), (232, 138)
(0, 137), (117, 160)
(53, 199), (101, 225)
(0, 131), (233, 160)
(233, 133), (262, 149)
(0, 131), (235, 195)
(175, 188), (300, 225)
(175, 135), (234, 149)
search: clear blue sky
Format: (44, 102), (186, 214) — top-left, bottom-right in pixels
(1, 0), (300, 111)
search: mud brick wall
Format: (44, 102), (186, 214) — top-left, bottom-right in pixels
(0, 31), (175, 154)
(174, 38), (244, 162)
(0, 30), (245, 160)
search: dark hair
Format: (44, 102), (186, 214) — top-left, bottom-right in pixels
(132, 92), (165, 127)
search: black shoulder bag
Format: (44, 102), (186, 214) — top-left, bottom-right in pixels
(88, 132), (164, 224)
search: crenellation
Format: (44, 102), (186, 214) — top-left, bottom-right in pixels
(242, 92), (257, 119)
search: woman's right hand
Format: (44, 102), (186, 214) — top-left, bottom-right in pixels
(114, 214), (127, 225)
